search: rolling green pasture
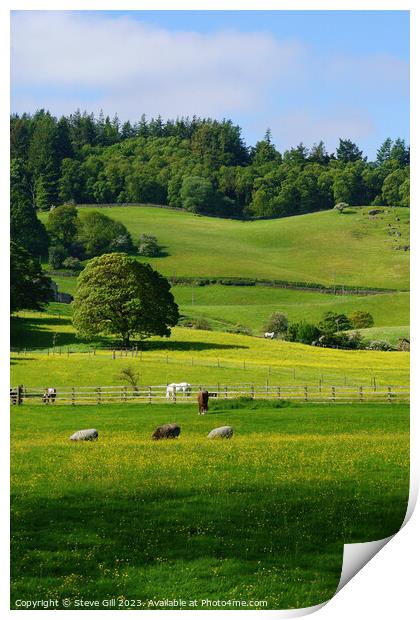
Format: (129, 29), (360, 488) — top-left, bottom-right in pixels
(11, 401), (409, 610)
(10, 323), (409, 388)
(39, 205), (410, 289)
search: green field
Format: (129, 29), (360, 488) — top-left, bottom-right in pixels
(10, 320), (409, 388)
(49, 277), (409, 337)
(39, 205), (410, 289)
(11, 401), (409, 610)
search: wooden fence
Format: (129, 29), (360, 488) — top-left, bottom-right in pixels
(10, 384), (410, 406)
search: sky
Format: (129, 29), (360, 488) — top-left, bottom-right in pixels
(10, 10), (410, 158)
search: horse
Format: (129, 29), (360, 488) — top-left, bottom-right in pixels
(42, 387), (57, 404)
(166, 382), (192, 400)
(197, 390), (209, 415)
(264, 332), (275, 339)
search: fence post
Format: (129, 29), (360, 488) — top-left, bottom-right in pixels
(124, 386), (127, 403)
(173, 390), (177, 404)
(17, 385), (23, 405)
(71, 387), (75, 406)
(97, 387), (101, 405)
(112, 350), (116, 359)
(359, 386), (363, 403)
(148, 386), (152, 404)
(388, 386), (392, 403)
(319, 379), (322, 394)
(304, 386), (308, 402)
(331, 386), (336, 402)
(277, 386), (281, 400)
(224, 386), (228, 399)
(250, 385), (254, 399)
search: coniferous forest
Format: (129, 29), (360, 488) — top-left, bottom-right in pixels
(11, 110), (410, 221)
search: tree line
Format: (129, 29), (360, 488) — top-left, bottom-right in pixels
(11, 110), (410, 218)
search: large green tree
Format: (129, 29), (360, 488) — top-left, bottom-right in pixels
(10, 241), (53, 312)
(72, 253), (179, 345)
(10, 158), (49, 258)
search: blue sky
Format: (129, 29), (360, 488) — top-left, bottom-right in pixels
(11, 10), (409, 158)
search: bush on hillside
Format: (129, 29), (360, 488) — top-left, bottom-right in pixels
(48, 244), (68, 269)
(396, 338), (410, 351)
(138, 234), (160, 257)
(287, 321), (321, 345)
(349, 310), (374, 329)
(318, 312), (353, 333)
(77, 211), (135, 258)
(264, 312), (289, 337)
(365, 339), (394, 351)
(62, 256), (83, 272)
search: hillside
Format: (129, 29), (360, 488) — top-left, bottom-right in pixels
(40, 205), (409, 289)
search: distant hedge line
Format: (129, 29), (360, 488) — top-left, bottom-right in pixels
(168, 276), (402, 295)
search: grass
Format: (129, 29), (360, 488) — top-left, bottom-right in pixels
(10, 322), (410, 388)
(10, 401), (409, 610)
(39, 205), (410, 289)
(48, 277), (409, 337)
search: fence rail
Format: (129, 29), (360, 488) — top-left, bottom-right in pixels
(10, 384), (410, 406)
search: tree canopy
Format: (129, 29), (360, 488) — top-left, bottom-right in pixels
(10, 241), (53, 312)
(72, 253), (179, 345)
(11, 111), (410, 221)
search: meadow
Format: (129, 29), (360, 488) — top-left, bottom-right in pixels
(10, 401), (409, 610)
(38, 205), (410, 289)
(10, 324), (410, 388)
(48, 277), (409, 338)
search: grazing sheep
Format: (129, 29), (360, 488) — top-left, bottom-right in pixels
(70, 429), (98, 441)
(207, 426), (234, 439)
(152, 423), (181, 440)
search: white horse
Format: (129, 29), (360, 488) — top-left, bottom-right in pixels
(264, 332), (275, 339)
(166, 382), (192, 400)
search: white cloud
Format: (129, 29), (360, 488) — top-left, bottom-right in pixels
(269, 107), (376, 153)
(328, 53), (409, 97)
(11, 11), (305, 119)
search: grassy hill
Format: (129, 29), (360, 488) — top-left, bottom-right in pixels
(39, 205), (410, 289)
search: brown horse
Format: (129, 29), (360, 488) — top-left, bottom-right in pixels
(197, 390), (209, 415)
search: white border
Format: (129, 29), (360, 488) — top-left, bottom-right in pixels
(2, 2), (417, 618)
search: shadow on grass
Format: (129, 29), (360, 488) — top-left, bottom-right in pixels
(10, 483), (408, 607)
(140, 339), (248, 352)
(10, 316), (105, 350)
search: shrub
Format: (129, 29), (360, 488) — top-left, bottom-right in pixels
(77, 211), (134, 258)
(138, 234), (160, 257)
(62, 256), (83, 272)
(48, 244), (68, 269)
(318, 312), (352, 333)
(109, 234), (135, 253)
(226, 324), (253, 336)
(366, 340), (394, 351)
(287, 321), (321, 345)
(264, 312), (288, 336)
(317, 330), (366, 350)
(191, 318), (212, 331)
(396, 338), (410, 351)
(349, 311), (374, 329)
